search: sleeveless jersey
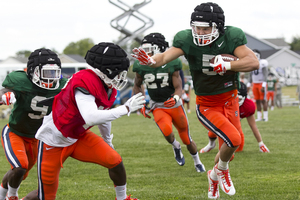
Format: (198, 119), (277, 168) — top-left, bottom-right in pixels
(52, 69), (117, 139)
(251, 59), (268, 83)
(173, 26), (246, 95)
(133, 58), (182, 102)
(2, 70), (68, 138)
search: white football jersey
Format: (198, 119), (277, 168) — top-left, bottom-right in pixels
(251, 59), (268, 83)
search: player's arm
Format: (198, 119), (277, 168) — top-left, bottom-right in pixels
(172, 70), (183, 98)
(97, 122), (114, 148)
(133, 73), (145, 96)
(231, 45), (259, 72)
(164, 71), (182, 108)
(152, 47), (184, 68)
(132, 46), (184, 68)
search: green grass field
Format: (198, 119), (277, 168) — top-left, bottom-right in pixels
(0, 92), (300, 199)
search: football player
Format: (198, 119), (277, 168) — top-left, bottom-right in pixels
(132, 32), (205, 173)
(0, 49), (68, 200)
(249, 49), (269, 121)
(182, 77), (192, 114)
(200, 82), (270, 155)
(21, 43), (144, 200)
(266, 73), (278, 110)
(132, 2), (259, 199)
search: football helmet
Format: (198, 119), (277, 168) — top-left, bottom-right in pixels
(252, 49), (261, 60)
(85, 42), (130, 90)
(141, 32), (169, 55)
(238, 82), (247, 106)
(190, 2), (225, 46)
(27, 48), (61, 90)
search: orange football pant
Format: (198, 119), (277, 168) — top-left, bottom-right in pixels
(1, 124), (38, 180)
(252, 83), (267, 100)
(267, 91), (275, 101)
(196, 96), (243, 149)
(153, 105), (192, 145)
(37, 130), (122, 200)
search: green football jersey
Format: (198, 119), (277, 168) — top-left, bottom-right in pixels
(267, 77), (277, 91)
(133, 58), (182, 102)
(2, 70), (68, 138)
(173, 26), (246, 96)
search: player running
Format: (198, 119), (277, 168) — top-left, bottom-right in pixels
(0, 49), (68, 200)
(132, 2), (259, 199)
(132, 32), (205, 173)
(21, 43), (144, 200)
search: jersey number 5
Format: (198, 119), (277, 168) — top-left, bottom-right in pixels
(28, 96), (49, 119)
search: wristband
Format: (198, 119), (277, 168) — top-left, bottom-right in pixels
(262, 82), (267, 87)
(225, 62), (231, 70)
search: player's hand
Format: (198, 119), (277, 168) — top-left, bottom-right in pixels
(164, 95), (180, 108)
(140, 104), (151, 118)
(210, 55), (228, 75)
(1, 92), (16, 105)
(124, 93), (146, 116)
(131, 47), (156, 66)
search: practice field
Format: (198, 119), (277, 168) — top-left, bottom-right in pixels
(0, 99), (299, 199)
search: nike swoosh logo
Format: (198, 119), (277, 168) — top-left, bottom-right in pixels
(222, 181), (230, 193)
(218, 41), (224, 47)
(46, 147), (55, 150)
(161, 64), (167, 68)
(204, 108), (209, 112)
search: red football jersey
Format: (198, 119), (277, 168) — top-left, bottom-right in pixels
(52, 69), (117, 139)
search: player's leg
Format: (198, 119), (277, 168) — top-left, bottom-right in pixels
(172, 106), (205, 172)
(71, 131), (136, 200)
(199, 131), (217, 153)
(253, 83), (263, 120)
(153, 108), (185, 166)
(1, 125), (31, 199)
(196, 101), (240, 196)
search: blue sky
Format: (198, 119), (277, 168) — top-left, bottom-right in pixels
(1, 0), (299, 60)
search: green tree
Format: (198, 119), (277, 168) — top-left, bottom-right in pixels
(290, 36), (300, 51)
(15, 50), (31, 58)
(63, 38), (95, 57)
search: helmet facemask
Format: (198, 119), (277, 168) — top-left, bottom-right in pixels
(141, 43), (160, 56)
(87, 66), (128, 90)
(32, 64), (61, 90)
(191, 21), (219, 46)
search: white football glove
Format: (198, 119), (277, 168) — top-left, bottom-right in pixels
(131, 47), (156, 66)
(124, 92), (146, 116)
(1, 92), (16, 105)
(210, 55), (231, 75)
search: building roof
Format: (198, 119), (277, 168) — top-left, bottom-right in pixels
(263, 38), (290, 48)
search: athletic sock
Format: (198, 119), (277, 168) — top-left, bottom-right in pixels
(7, 183), (19, 197)
(210, 168), (218, 181)
(115, 184), (126, 200)
(0, 183), (8, 200)
(217, 158), (229, 170)
(171, 139), (181, 149)
(190, 152), (202, 165)
(263, 111), (268, 121)
(257, 111), (262, 120)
